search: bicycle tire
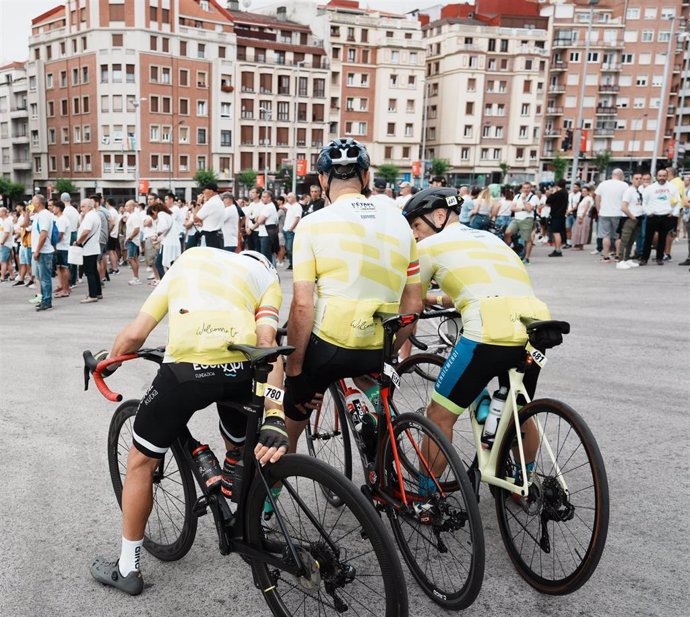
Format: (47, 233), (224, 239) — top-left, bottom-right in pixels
(393, 353), (476, 471)
(245, 454), (408, 617)
(494, 398), (609, 594)
(107, 399), (198, 562)
(382, 413), (484, 610)
(305, 384), (352, 506)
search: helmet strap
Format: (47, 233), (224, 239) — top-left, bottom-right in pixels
(420, 209), (450, 234)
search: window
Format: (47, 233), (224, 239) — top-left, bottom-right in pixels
(162, 38), (169, 53)
(72, 67), (79, 85)
(500, 39), (508, 53)
(179, 98), (189, 115)
(221, 130), (232, 147)
(61, 127), (69, 144)
(221, 102), (231, 118)
(464, 125), (472, 138)
(197, 43), (206, 59)
(587, 52), (599, 63)
(407, 75), (415, 87)
(387, 122), (396, 136)
(83, 125), (91, 142)
(112, 33), (123, 47)
(60, 99), (68, 115)
(482, 125), (491, 138)
(389, 74), (398, 87)
(404, 123), (413, 137)
(659, 31), (671, 43)
(641, 31), (654, 43)
(180, 41), (187, 56)
(150, 125), (160, 141)
(480, 148), (488, 160)
(48, 128), (56, 144)
(112, 95), (123, 112)
(112, 64), (122, 83)
(468, 56), (478, 69)
(179, 126), (189, 143)
(161, 67), (171, 84)
(162, 97), (171, 113)
(150, 36), (157, 51)
(348, 48), (356, 62)
(179, 155), (189, 172)
(197, 71), (207, 88)
(150, 96), (159, 113)
(100, 65), (108, 83)
(496, 104), (505, 116)
(179, 69), (189, 87)
(47, 101), (54, 116)
(361, 74), (369, 87)
(467, 78), (476, 92)
(636, 75), (648, 86)
(406, 99), (414, 113)
(356, 122), (367, 135)
(626, 7), (640, 19)
(516, 148), (525, 160)
(461, 147), (470, 160)
(197, 156), (207, 170)
(523, 80), (532, 94)
(388, 98), (397, 112)
(621, 53), (634, 64)
(82, 96), (89, 114)
(60, 71), (67, 88)
(465, 101), (474, 115)
(46, 73), (53, 88)
(197, 128), (207, 145)
(49, 156), (57, 172)
(402, 146), (410, 158)
(519, 126), (528, 138)
(109, 3), (124, 21)
(150, 155), (159, 171)
(30, 103), (37, 119)
(521, 103), (530, 116)
(63, 155), (70, 170)
(493, 148), (501, 160)
(643, 8), (657, 19)
(161, 126), (171, 142)
(150, 66), (158, 83)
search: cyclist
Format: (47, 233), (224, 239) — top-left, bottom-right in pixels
(90, 248), (289, 595)
(284, 138), (422, 453)
(401, 188), (551, 480)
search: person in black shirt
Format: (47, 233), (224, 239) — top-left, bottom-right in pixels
(305, 185), (325, 215)
(546, 178), (569, 257)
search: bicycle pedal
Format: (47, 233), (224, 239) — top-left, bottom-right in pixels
(192, 495), (209, 517)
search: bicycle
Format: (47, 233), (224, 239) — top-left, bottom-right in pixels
(301, 313), (485, 610)
(408, 305), (462, 359)
(391, 318), (610, 595)
(83, 344), (409, 617)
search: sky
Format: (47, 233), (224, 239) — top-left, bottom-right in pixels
(0, 0), (445, 67)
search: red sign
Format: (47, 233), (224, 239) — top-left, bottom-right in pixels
(256, 174), (265, 188)
(138, 179), (149, 195)
(296, 159), (308, 177)
(667, 139), (676, 160)
(412, 161), (421, 177)
(580, 129), (589, 154)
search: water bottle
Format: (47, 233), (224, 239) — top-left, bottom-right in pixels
(481, 386), (509, 448)
(344, 386), (366, 428)
(221, 448), (243, 501)
(191, 443), (222, 493)
(473, 389), (491, 424)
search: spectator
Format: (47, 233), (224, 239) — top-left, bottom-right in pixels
(221, 192), (240, 252)
(283, 192), (302, 270)
(249, 190), (279, 264)
(640, 168), (679, 266)
(469, 187), (493, 230)
(29, 195), (55, 311)
(679, 174), (690, 266)
(183, 202), (200, 250)
(0, 206), (15, 282)
(615, 172), (644, 270)
(194, 182), (224, 248)
(492, 187), (514, 236)
(458, 186), (473, 224)
(546, 178), (569, 257)
(370, 178), (397, 208)
(61, 192), (80, 287)
(91, 193), (112, 286)
(123, 200), (143, 286)
(566, 181), (581, 247)
(106, 198), (121, 275)
(243, 187), (261, 250)
(665, 167), (686, 261)
(13, 204), (32, 287)
(395, 181), (413, 209)
(504, 182), (539, 264)
(152, 201), (179, 275)
(51, 201), (72, 297)
(276, 195), (287, 266)
(571, 185), (593, 250)
(430, 175), (447, 187)
(594, 168), (627, 262)
(76, 198), (102, 303)
(305, 184), (325, 215)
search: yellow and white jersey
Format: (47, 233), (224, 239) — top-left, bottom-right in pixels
(418, 223), (550, 346)
(292, 192), (420, 349)
(140, 247), (281, 364)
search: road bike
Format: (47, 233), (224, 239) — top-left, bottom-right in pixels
(391, 318), (609, 595)
(300, 313), (485, 610)
(83, 344), (408, 616)
(407, 305), (462, 359)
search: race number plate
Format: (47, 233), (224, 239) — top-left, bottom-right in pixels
(526, 343), (547, 368)
(383, 363), (401, 389)
(264, 385), (285, 404)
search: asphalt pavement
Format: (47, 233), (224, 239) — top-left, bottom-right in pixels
(0, 241), (688, 617)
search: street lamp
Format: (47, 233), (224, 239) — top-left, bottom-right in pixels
(420, 76), (430, 189)
(258, 105), (272, 189)
(132, 97), (147, 201)
(571, 0), (598, 183)
(292, 60), (306, 195)
(630, 113), (648, 175)
(169, 119), (185, 191)
(651, 15), (677, 176)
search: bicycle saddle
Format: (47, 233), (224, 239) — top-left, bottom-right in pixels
(227, 343), (295, 366)
(376, 312), (419, 334)
(520, 318), (570, 349)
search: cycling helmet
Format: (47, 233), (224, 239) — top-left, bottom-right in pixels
(240, 250), (278, 278)
(317, 138), (370, 179)
(401, 187), (463, 233)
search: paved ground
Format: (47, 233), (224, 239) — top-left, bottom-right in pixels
(0, 241), (688, 617)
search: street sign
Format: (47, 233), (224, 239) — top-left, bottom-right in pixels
(412, 160), (421, 177)
(138, 179), (149, 195)
(296, 159), (307, 176)
(256, 175), (265, 188)
(402, 172), (411, 182)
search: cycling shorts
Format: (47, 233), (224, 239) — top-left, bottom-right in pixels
(132, 361), (253, 458)
(432, 337), (540, 415)
(283, 334), (381, 421)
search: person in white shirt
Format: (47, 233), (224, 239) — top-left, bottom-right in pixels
(154, 202), (180, 272)
(165, 193), (185, 252)
(283, 192), (303, 269)
(243, 188), (261, 251)
(369, 179), (397, 209)
(594, 168), (628, 262)
(76, 198), (102, 303)
(395, 181), (413, 209)
(194, 182), (224, 248)
(123, 200), (143, 285)
(566, 182), (582, 246)
(640, 168), (680, 265)
(221, 192), (240, 252)
(61, 193), (81, 286)
(616, 173), (644, 269)
(30, 194), (56, 311)
(51, 200), (72, 296)
(504, 182), (539, 263)
(248, 190), (279, 263)
(0, 206), (15, 282)
(105, 198), (122, 275)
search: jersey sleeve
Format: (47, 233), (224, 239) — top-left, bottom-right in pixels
(255, 279), (282, 329)
(291, 222), (316, 283)
(139, 270), (172, 322)
(406, 234), (421, 284)
(417, 243), (434, 297)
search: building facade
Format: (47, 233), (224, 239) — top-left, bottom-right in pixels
(0, 62), (32, 192)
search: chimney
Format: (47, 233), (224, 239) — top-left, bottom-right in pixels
(226, 0), (239, 10)
(276, 6), (287, 21)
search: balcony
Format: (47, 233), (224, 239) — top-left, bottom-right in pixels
(11, 133), (29, 144)
(10, 106), (28, 119)
(594, 127), (615, 137)
(241, 111), (254, 119)
(601, 63), (621, 72)
(13, 160), (32, 170)
(550, 61), (567, 71)
(596, 105), (616, 115)
(545, 107), (564, 116)
(668, 106), (677, 116)
(548, 84), (565, 94)
(543, 130), (561, 138)
(553, 38), (573, 48)
(674, 64), (682, 73)
(599, 84), (620, 93)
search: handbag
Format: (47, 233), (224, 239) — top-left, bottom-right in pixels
(67, 244), (83, 265)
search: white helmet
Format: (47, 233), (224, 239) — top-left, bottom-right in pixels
(240, 250), (277, 278)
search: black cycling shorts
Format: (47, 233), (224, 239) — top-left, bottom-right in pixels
(132, 361), (253, 458)
(283, 334), (381, 421)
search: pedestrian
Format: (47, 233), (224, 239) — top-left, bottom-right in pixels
(665, 167), (685, 261)
(594, 168), (627, 262)
(283, 192), (302, 269)
(51, 201), (72, 297)
(183, 202), (201, 250)
(194, 182), (224, 248)
(546, 178), (568, 257)
(276, 195), (287, 266)
(123, 200), (143, 286)
(30, 194), (56, 311)
(305, 184), (325, 215)
(0, 206), (16, 282)
(106, 198), (121, 275)
(678, 175), (690, 266)
(491, 187), (513, 237)
(571, 185), (593, 250)
(91, 193), (112, 286)
(615, 172), (644, 270)
(640, 168), (679, 266)
(248, 190), (278, 264)
(566, 182), (581, 247)
(395, 181), (413, 210)
(458, 186), (473, 224)
(469, 187), (493, 230)
(151, 201), (179, 276)
(370, 178), (397, 208)
(61, 192), (80, 287)
(14, 204), (33, 287)
(504, 182), (539, 264)
(221, 192), (240, 252)
(75, 198), (102, 303)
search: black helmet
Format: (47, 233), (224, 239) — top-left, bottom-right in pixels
(316, 138), (370, 180)
(402, 187), (462, 223)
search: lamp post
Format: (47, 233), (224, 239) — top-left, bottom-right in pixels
(132, 97), (147, 201)
(651, 15), (677, 176)
(420, 76), (430, 188)
(630, 113), (648, 175)
(169, 119), (185, 191)
(292, 60), (306, 195)
(571, 0), (598, 183)
(259, 105), (272, 189)
(673, 30), (690, 169)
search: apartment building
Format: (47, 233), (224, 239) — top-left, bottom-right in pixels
(421, 1), (550, 185)
(230, 7), (329, 184)
(270, 0), (426, 175)
(0, 62), (32, 192)
(540, 0), (690, 181)
(28, 0), (236, 200)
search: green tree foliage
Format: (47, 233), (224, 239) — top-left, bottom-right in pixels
(552, 153), (568, 181)
(238, 169), (258, 189)
(193, 168), (219, 187)
(430, 158), (450, 176)
(377, 164), (400, 185)
(54, 178), (77, 195)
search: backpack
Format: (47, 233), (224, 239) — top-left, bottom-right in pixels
(39, 216), (59, 247)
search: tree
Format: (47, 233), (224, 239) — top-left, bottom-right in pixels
(377, 163), (400, 185)
(499, 161), (510, 183)
(193, 168), (219, 187)
(238, 169), (258, 190)
(54, 178), (77, 195)
(552, 153), (568, 181)
(0, 178), (25, 204)
(430, 158), (450, 176)
(594, 150), (612, 181)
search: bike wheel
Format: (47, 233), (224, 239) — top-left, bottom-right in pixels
(107, 399), (197, 561)
(494, 398), (609, 594)
(305, 384), (352, 507)
(246, 454), (407, 617)
(382, 412), (484, 610)
(412, 315), (460, 356)
(393, 353), (475, 470)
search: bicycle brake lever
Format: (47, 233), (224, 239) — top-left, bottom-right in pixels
(83, 366), (90, 391)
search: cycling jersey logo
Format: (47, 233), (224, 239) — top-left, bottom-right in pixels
(192, 362), (244, 377)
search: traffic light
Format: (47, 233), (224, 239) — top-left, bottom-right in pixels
(562, 129), (573, 151)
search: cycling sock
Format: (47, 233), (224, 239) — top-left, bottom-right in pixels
(119, 537), (144, 576)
